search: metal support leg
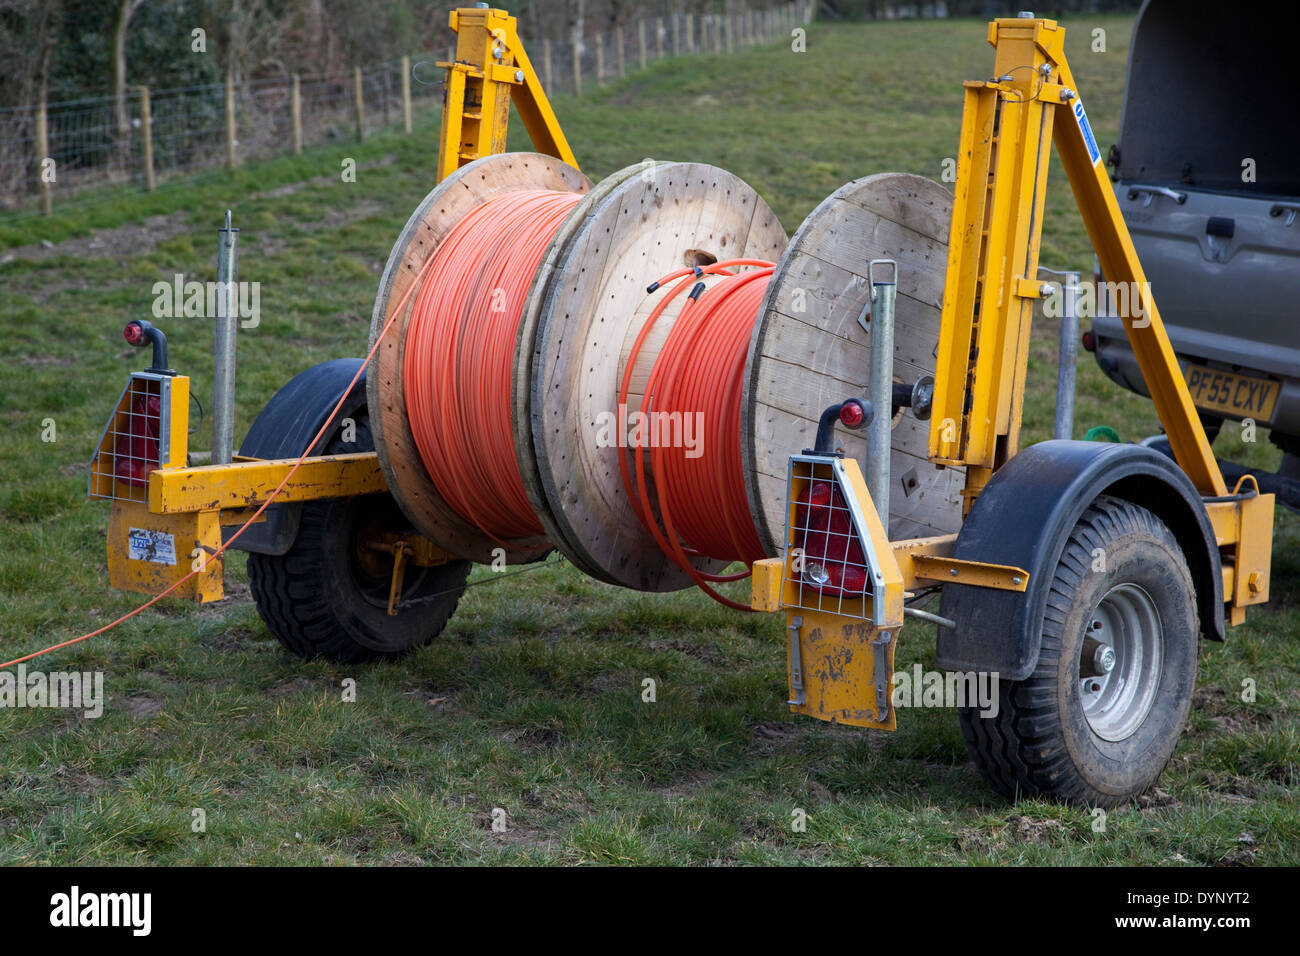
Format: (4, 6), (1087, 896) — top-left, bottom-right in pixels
(1040, 266), (1080, 441)
(212, 210), (239, 464)
(867, 259), (897, 525)
(786, 615), (805, 706)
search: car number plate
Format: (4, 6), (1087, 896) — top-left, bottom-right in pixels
(1184, 364), (1280, 420)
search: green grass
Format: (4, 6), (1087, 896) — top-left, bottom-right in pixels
(1, 14), (1296, 865)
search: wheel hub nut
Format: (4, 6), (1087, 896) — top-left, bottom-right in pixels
(1080, 635), (1116, 678)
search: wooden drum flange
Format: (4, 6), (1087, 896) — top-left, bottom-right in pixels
(743, 172), (966, 554)
(367, 152), (591, 565)
(526, 161), (788, 591)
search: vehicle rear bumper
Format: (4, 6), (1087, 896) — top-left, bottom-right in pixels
(1092, 311), (1300, 437)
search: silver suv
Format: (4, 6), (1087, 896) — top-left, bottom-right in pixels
(1088, 0), (1300, 480)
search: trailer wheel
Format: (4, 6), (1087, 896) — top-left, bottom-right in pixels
(957, 496), (1199, 807)
(246, 418), (471, 663)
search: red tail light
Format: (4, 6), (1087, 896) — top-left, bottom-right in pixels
(113, 387), (162, 487)
(839, 400), (865, 428)
(793, 478), (869, 598)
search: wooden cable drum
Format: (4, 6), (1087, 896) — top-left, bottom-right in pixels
(367, 152), (591, 564)
(369, 156), (960, 600)
(742, 172), (966, 553)
(524, 161), (788, 591)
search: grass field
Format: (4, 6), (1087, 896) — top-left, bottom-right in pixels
(1, 14), (1296, 865)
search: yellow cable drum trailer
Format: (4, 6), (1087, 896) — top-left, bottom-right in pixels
(88, 7), (1276, 807)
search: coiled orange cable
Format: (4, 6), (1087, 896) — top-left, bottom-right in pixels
(619, 260), (773, 609)
(400, 190), (773, 606)
(403, 189), (581, 542)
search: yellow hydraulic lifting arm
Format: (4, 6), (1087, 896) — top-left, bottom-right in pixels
(1049, 50), (1225, 496)
(437, 5), (578, 183)
(928, 15), (1226, 500)
(923, 15), (1271, 625)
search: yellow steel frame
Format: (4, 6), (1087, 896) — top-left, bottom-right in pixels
(92, 373), (226, 602)
(926, 15), (1269, 621)
(771, 457), (905, 730)
(437, 5), (578, 183)
(147, 453), (386, 513)
(930, 17), (1227, 500)
(751, 459), (1028, 730)
(99, 4), (565, 602)
(756, 14), (1277, 729)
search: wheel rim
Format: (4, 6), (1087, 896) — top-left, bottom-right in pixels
(1079, 583), (1163, 741)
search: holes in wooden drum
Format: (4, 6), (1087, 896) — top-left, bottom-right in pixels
(682, 249), (718, 269)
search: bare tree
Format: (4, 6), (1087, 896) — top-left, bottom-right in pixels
(112, 0), (144, 169)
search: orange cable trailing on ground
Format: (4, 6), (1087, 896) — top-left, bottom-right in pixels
(7, 196), (783, 670)
(0, 234), (445, 671)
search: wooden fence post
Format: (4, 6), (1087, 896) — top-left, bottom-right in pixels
(617, 27), (625, 77)
(138, 85), (154, 191)
(572, 37), (583, 96)
(353, 66), (365, 141)
(35, 97), (51, 215)
(638, 20), (647, 69)
(291, 74), (302, 154)
(225, 70), (237, 169)
(596, 33), (604, 83)
(401, 56), (412, 133)
(543, 38), (553, 92)
(656, 18), (665, 59)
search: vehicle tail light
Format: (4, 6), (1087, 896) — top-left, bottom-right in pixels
(793, 478), (869, 598)
(112, 385), (162, 487)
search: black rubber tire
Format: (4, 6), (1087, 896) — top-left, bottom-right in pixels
(957, 496), (1199, 808)
(246, 415), (471, 663)
(1280, 451), (1300, 481)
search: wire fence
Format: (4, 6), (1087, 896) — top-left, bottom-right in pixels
(0, 2), (812, 222)
(0, 59), (440, 213)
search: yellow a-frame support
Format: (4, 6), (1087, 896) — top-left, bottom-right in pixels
(930, 15), (1223, 498)
(437, 5), (578, 182)
(925, 14), (1270, 622)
